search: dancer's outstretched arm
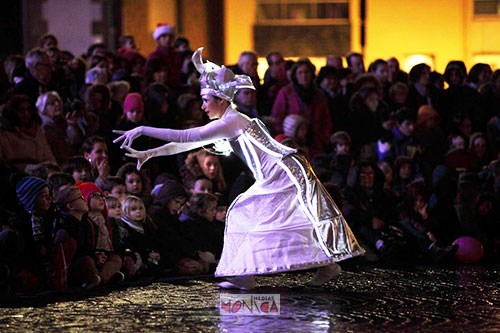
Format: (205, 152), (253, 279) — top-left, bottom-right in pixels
(113, 114), (244, 149)
(123, 139), (218, 170)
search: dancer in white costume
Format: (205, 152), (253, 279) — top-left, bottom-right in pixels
(114, 48), (365, 290)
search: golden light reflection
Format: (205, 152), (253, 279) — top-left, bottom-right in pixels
(472, 54), (500, 70)
(257, 56), (330, 83)
(402, 54), (435, 73)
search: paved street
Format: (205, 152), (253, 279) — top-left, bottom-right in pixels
(1, 261), (499, 332)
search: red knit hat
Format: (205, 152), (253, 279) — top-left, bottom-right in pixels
(76, 181), (104, 203)
(76, 181), (111, 239)
(123, 93), (144, 115)
(274, 134), (289, 143)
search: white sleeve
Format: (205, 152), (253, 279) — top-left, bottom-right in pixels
(143, 110), (248, 143)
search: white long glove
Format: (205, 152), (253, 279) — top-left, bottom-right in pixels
(124, 140), (217, 170)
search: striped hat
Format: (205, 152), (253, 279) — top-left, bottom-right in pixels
(282, 114), (308, 138)
(16, 177), (49, 213)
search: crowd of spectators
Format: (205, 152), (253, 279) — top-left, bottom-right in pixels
(0, 26), (499, 297)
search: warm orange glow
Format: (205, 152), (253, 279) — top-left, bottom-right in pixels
(402, 54), (435, 73)
(472, 54), (500, 70)
(123, 0), (500, 73)
(257, 56), (329, 83)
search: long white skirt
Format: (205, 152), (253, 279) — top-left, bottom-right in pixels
(215, 154), (363, 277)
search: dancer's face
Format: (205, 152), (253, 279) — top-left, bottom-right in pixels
(201, 93), (226, 119)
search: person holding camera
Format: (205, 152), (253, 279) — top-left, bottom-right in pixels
(36, 91), (84, 165)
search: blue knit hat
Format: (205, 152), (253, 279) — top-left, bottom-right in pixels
(16, 177), (49, 213)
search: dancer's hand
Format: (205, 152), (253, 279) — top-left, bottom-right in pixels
(123, 146), (151, 170)
(113, 126), (143, 148)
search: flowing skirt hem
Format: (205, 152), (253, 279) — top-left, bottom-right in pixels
(214, 249), (365, 277)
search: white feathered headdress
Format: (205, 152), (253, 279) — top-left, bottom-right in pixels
(192, 47), (255, 102)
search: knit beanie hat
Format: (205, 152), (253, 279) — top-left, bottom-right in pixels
(153, 180), (188, 206)
(282, 114), (308, 138)
(123, 93), (144, 115)
(16, 177), (49, 213)
(85, 67), (108, 84)
(153, 23), (175, 40)
(76, 181), (104, 203)
(151, 173), (177, 197)
(77, 181), (108, 221)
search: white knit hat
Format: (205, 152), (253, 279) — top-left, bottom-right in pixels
(85, 67), (108, 84)
(282, 114), (308, 138)
(153, 23), (175, 40)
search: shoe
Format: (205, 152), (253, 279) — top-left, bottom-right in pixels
(109, 271), (125, 285)
(218, 276), (256, 290)
(306, 263), (342, 287)
(81, 274), (101, 290)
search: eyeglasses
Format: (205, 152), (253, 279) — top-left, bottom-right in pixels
(90, 192), (105, 200)
(68, 195), (84, 203)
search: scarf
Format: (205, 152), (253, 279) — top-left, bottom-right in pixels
(121, 215), (145, 234)
(31, 213), (44, 241)
(89, 213), (113, 251)
(293, 82), (316, 106)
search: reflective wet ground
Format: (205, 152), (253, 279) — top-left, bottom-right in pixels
(1, 261), (499, 332)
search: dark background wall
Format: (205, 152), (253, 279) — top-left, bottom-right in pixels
(0, 1), (23, 60)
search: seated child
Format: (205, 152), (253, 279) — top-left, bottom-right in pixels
(179, 175), (214, 222)
(189, 175), (214, 194)
(395, 179), (458, 263)
(149, 180), (215, 275)
(12, 176), (72, 292)
(179, 192), (224, 260)
(47, 172), (76, 200)
(120, 196), (161, 275)
(76, 182), (124, 284)
(215, 195), (228, 224)
(282, 114), (310, 157)
(106, 195), (142, 278)
(116, 162), (153, 208)
(62, 156), (93, 183)
(101, 176), (127, 202)
(330, 131), (352, 156)
(54, 186), (101, 290)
